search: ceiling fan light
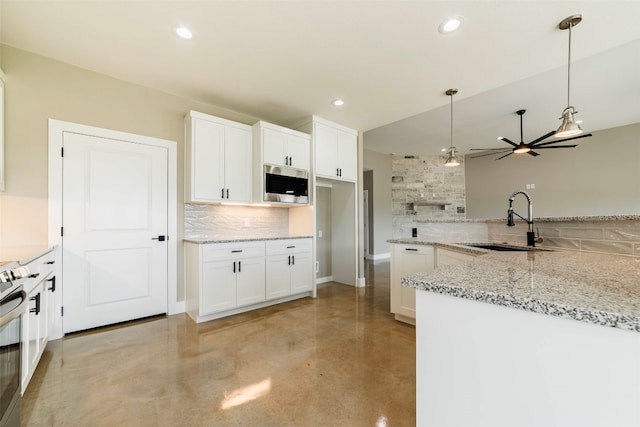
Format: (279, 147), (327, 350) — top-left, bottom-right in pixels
(556, 107), (583, 137)
(513, 146), (531, 154)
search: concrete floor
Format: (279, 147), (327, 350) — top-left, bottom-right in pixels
(22, 261), (416, 426)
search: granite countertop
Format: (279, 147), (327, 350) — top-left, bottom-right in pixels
(402, 249), (640, 333)
(414, 214), (640, 223)
(184, 235), (313, 244)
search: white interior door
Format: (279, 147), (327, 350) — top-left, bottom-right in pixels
(62, 132), (168, 333)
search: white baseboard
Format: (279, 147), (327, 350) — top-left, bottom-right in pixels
(316, 276), (333, 284)
(366, 252), (390, 261)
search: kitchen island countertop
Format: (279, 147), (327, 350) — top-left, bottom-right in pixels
(402, 248), (640, 333)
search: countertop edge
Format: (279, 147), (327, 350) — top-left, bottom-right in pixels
(184, 236), (313, 244)
(402, 278), (640, 333)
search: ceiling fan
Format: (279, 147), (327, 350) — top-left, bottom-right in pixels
(470, 109), (592, 160)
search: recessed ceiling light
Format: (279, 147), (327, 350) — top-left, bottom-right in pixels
(331, 98), (345, 107)
(438, 16), (464, 34)
(440, 148), (447, 152)
(176, 27), (193, 39)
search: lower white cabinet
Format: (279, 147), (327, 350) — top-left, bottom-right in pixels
(265, 239), (313, 299)
(390, 244), (434, 324)
(20, 247), (56, 393)
(185, 238), (313, 323)
(390, 244), (479, 324)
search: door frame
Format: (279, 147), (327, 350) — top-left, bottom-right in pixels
(47, 119), (179, 340)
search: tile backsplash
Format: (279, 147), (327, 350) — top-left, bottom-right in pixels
(184, 204), (289, 239)
(488, 219), (640, 257)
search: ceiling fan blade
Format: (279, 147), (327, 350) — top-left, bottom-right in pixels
(528, 151), (540, 156)
(534, 133), (592, 147)
(532, 145), (578, 149)
(469, 148), (510, 151)
(470, 150), (512, 159)
(496, 152), (513, 160)
(498, 137), (518, 147)
(527, 130), (557, 146)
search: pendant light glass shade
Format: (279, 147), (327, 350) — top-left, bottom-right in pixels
(556, 15), (584, 138)
(443, 88), (460, 167)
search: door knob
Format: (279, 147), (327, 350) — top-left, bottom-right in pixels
(152, 235), (166, 241)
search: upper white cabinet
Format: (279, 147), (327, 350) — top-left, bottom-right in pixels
(185, 111), (252, 203)
(313, 119), (357, 182)
(255, 121), (310, 171)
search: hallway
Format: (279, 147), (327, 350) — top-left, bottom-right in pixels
(22, 261), (416, 426)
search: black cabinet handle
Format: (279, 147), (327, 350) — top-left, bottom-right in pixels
(405, 248), (418, 251)
(45, 261), (55, 265)
(238, 261), (241, 273)
(288, 256), (291, 266)
(286, 246), (295, 249)
(30, 293), (41, 315)
(292, 255), (295, 265)
(336, 168), (339, 176)
(226, 189), (229, 199)
(231, 250), (243, 253)
(28, 273), (40, 279)
(289, 156), (293, 166)
(47, 276), (56, 292)
(221, 188), (225, 198)
(233, 261), (236, 273)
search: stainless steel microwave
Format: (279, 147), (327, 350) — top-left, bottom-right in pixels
(264, 165), (309, 203)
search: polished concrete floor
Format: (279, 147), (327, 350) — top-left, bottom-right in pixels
(22, 261), (416, 426)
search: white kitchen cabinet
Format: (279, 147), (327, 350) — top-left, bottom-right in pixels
(265, 239), (313, 299)
(314, 120), (357, 181)
(390, 244), (434, 324)
(186, 241), (266, 321)
(390, 243), (480, 324)
(19, 247), (56, 393)
(185, 239), (313, 323)
(256, 122), (310, 171)
(185, 111), (252, 203)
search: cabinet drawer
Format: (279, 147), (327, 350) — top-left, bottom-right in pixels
(201, 241), (266, 261)
(394, 244), (432, 256)
(266, 238), (312, 255)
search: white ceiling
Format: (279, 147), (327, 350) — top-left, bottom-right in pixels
(1, 1), (639, 156)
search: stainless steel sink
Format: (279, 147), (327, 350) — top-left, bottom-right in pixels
(460, 243), (547, 252)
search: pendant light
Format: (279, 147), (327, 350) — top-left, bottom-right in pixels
(556, 14), (584, 137)
(444, 88), (460, 167)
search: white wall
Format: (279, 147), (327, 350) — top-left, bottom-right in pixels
(465, 123), (640, 218)
(363, 149), (392, 256)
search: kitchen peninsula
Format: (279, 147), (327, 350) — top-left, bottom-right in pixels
(402, 245), (640, 427)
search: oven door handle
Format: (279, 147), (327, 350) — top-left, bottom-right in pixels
(0, 290), (28, 329)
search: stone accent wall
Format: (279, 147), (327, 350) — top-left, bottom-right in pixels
(392, 155), (466, 237)
(184, 204), (289, 239)
(488, 219), (640, 257)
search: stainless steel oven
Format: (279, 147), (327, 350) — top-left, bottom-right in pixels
(0, 276), (26, 427)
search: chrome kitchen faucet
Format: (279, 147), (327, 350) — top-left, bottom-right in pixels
(507, 191), (542, 247)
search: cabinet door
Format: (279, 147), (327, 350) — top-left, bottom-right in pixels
(262, 128), (287, 167)
(236, 257), (266, 307)
(201, 260), (237, 314)
(265, 254), (291, 300)
(337, 130), (357, 181)
(46, 275), (56, 340)
(192, 118), (225, 202)
(38, 283), (48, 351)
(224, 126), (252, 202)
(314, 122), (338, 178)
(391, 245), (434, 318)
(290, 251), (313, 294)
(286, 134), (310, 171)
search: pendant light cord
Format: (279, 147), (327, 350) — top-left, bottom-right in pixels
(566, 22), (573, 108)
(449, 93), (454, 150)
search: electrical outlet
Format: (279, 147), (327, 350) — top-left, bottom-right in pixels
(318, 230), (323, 238)
(315, 261), (319, 273)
